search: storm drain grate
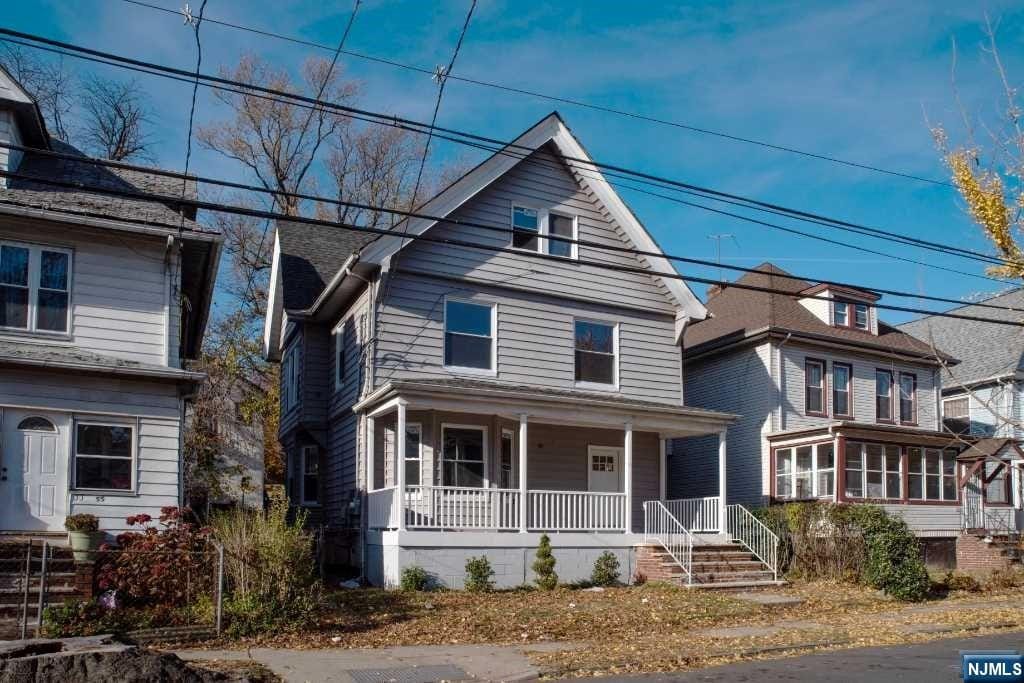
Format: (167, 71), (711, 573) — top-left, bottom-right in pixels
(347, 664), (473, 683)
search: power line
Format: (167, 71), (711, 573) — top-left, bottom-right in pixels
(4, 139), (1019, 313)
(118, 0), (953, 188)
(178, 0), (207, 235)
(2, 164), (1023, 329)
(0, 29), (1012, 278)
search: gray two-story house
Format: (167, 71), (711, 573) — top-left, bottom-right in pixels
(670, 264), (1017, 554)
(263, 113), (785, 589)
(0, 67), (221, 534)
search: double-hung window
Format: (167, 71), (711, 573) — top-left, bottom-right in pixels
(510, 204), (578, 259)
(832, 299), (869, 330)
(907, 448), (957, 501)
(832, 363), (852, 417)
(404, 424), (423, 487)
(441, 425), (486, 488)
(775, 442), (835, 499)
(804, 359), (825, 415)
(74, 422), (134, 491)
(0, 242), (71, 334)
(832, 301), (849, 327)
(899, 373), (917, 424)
(444, 299), (495, 372)
(300, 445), (320, 505)
(875, 370), (894, 422)
(985, 461), (1010, 504)
(334, 324), (347, 390)
(574, 320), (616, 387)
(854, 303), (869, 329)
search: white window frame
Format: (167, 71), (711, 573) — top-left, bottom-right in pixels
(0, 240), (73, 336)
(774, 442), (836, 500)
(404, 422), (423, 488)
(300, 444), (320, 506)
(442, 297), (497, 377)
(440, 423), (489, 489)
(333, 320), (346, 392)
(71, 419), (137, 494)
(573, 318), (619, 391)
(509, 204), (578, 260)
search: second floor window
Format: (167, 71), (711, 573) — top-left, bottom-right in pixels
(875, 369), (894, 422)
(832, 300), (869, 330)
(444, 299), (495, 372)
(575, 320), (616, 386)
(804, 359), (825, 415)
(943, 396), (970, 434)
(510, 205), (578, 258)
(899, 373), (917, 424)
(1, 242), (71, 334)
(832, 363), (852, 417)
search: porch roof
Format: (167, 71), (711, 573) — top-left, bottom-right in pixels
(956, 438), (1024, 462)
(766, 421), (963, 449)
(354, 378), (736, 438)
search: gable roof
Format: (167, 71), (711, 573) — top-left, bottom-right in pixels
(0, 64), (48, 148)
(685, 263), (953, 363)
(358, 112), (707, 324)
(899, 288), (1024, 387)
(276, 220), (375, 311)
(956, 437), (1024, 462)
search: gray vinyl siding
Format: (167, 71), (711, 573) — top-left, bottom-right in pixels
(375, 272), (682, 404)
(301, 321), (331, 427)
(780, 344), (938, 431)
(943, 382), (1018, 438)
(0, 219), (173, 365)
(671, 343), (773, 506)
(0, 367), (181, 419)
(395, 145), (676, 315)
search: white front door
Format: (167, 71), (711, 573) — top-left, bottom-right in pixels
(0, 410), (69, 532)
(588, 446), (623, 493)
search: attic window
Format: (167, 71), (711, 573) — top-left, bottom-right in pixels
(832, 299), (869, 331)
(510, 205), (578, 259)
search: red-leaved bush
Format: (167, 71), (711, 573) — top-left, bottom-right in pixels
(96, 506), (214, 607)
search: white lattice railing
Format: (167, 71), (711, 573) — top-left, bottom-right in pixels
(405, 486), (521, 530)
(664, 496), (720, 533)
(367, 487), (401, 529)
(643, 500), (695, 585)
(528, 490), (627, 531)
(725, 503), (778, 581)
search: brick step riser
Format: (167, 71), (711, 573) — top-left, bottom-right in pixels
(661, 563), (766, 574)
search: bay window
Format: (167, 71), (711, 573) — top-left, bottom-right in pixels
(875, 370), (894, 422)
(0, 242), (71, 334)
(444, 299), (495, 372)
(899, 373), (917, 424)
(845, 442), (901, 500)
(775, 442), (836, 499)
(832, 363), (852, 417)
(805, 359), (825, 415)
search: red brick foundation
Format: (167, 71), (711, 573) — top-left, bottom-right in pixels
(74, 561), (95, 600)
(634, 544), (681, 583)
(955, 533), (1015, 573)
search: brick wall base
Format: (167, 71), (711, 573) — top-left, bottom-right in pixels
(74, 561), (95, 600)
(956, 533), (1015, 573)
(634, 544), (678, 583)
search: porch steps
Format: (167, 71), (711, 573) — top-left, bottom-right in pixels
(0, 542), (84, 638)
(637, 543), (783, 589)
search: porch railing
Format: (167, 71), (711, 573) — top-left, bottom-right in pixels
(367, 486), (401, 529)
(643, 500), (695, 585)
(664, 496), (720, 533)
(725, 503), (778, 581)
(528, 490), (627, 531)
(405, 486), (521, 530)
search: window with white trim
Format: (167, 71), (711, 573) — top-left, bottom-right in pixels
(300, 445), (319, 505)
(574, 319), (616, 387)
(845, 442), (901, 500)
(0, 242), (71, 334)
(907, 447), (957, 501)
(334, 324), (347, 391)
(441, 425), (486, 488)
(444, 299), (495, 372)
(74, 422), (134, 491)
(942, 396), (970, 434)
(775, 442), (835, 499)
(510, 204), (578, 259)
(404, 423), (423, 487)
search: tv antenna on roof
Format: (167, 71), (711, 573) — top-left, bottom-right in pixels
(707, 233), (739, 282)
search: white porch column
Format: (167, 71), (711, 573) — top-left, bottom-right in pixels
(519, 413), (529, 533)
(624, 422), (634, 534)
(366, 417), (376, 491)
(718, 429), (728, 534)
(659, 437), (667, 502)
(396, 400), (408, 531)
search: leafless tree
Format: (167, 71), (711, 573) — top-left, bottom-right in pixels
(79, 75), (155, 161)
(0, 43), (74, 141)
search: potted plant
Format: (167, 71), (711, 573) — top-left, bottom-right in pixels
(64, 514), (101, 562)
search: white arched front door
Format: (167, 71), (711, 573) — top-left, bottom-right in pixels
(0, 410), (69, 532)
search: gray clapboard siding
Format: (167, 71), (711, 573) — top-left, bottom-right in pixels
(0, 220), (172, 365)
(671, 343), (773, 506)
(882, 504), (962, 537)
(376, 273), (682, 404)
(395, 145), (677, 315)
(302, 322), (331, 427)
(780, 344), (938, 431)
(279, 328), (302, 436)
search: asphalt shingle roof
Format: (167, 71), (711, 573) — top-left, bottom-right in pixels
(1, 140), (211, 234)
(277, 220), (376, 311)
(0, 339), (202, 380)
(685, 263), (948, 361)
(899, 288), (1024, 386)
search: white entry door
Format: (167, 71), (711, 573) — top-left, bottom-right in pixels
(0, 410), (69, 532)
(588, 446), (623, 493)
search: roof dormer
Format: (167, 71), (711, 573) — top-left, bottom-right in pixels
(798, 284), (880, 334)
(0, 64), (50, 188)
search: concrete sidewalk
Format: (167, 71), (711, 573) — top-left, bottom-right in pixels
(178, 641), (578, 682)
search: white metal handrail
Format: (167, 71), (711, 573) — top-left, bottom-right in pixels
(664, 496), (720, 533)
(643, 500), (695, 585)
(367, 487), (401, 529)
(725, 503), (778, 581)
(406, 485), (521, 530)
(528, 490), (627, 531)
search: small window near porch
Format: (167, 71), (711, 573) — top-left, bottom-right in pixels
(74, 423), (133, 491)
(575, 320), (616, 386)
(442, 426), (485, 487)
(404, 424), (422, 487)
(301, 445), (320, 505)
(986, 461), (1010, 504)
(499, 429), (516, 489)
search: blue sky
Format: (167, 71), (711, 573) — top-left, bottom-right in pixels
(5, 0), (1024, 323)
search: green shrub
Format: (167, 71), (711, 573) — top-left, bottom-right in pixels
(210, 501), (322, 635)
(41, 599), (188, 637)
(590, 551), (621, 587)
(400, 565), (431, 591)
(464, 556), (495, 592)
(856, 512), (929, 601)
(532, 534), (558, 590)
(64, 514), (99, 533)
